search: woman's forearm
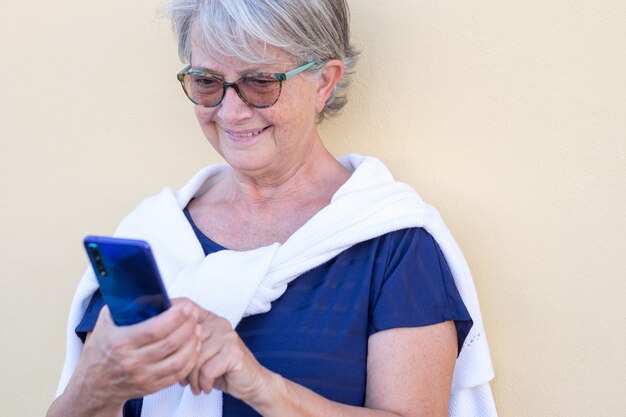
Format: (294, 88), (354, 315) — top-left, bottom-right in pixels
(246, 324), (456, 417)
(46, 374), (124, 417)
(47, 397), (122, 417)
(248, 371), (405, 417)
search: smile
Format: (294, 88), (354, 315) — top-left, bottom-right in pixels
(223, 126), (270, 140)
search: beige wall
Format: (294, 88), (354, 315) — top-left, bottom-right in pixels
(2, 0), (625, 415)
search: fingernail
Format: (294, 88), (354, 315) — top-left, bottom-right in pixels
(196, 324), (202, 337)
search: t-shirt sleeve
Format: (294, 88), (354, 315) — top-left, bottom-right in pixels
(75, 289), (105, 343)
(369, 228), (473, 354)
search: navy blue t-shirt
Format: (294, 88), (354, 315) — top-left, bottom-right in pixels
(76, 209), (473, 417)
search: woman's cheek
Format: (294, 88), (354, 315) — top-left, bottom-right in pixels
(194, 106), (211, 124)
(194, 108), (218, 139)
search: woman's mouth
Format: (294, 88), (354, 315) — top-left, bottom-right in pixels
(223, 126), (270, 141)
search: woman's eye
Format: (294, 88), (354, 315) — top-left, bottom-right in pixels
(195, 77), (219, 87)
(245, 77), (276, 89)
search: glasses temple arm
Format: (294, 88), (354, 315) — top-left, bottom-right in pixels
(280, 61), (317, 81)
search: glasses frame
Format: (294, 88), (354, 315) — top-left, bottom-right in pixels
(176, 60), (317, 109)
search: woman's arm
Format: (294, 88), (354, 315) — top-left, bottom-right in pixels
(189, 310), (458, 417)
(47, 300), (202, 417)
(364, 322), (458, 416)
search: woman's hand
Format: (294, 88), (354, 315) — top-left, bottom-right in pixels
(185, 309), (272, 403)
(62, 299), (202, 415)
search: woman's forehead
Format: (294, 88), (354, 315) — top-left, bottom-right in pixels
(190, 35), (294, 73)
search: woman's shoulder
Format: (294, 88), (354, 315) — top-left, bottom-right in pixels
(354, 227), (439, 262)
(326, 227), (447, 292)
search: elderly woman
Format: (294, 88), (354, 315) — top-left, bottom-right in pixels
(48, 1), (496, 416)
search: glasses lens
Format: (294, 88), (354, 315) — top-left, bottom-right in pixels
(238, 76), (281, 108)
(183, 74), (224, 107)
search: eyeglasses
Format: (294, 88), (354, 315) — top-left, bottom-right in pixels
(176, 61), (316, 109)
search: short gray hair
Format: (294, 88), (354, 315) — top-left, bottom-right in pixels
(164, 0), (358, 121)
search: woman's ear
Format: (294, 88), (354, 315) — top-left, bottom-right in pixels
(315, 59), (344, 114)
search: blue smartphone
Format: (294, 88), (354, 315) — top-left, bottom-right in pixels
(83, 236), (171, 326)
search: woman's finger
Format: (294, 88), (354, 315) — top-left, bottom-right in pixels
(187, 313), (233, 394)
(124, 300), (198, 348)
(138, 328), (202, 393)
(134, 312), (199, 364)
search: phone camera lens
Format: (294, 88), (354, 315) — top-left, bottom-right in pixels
(88, 244), (108, 277)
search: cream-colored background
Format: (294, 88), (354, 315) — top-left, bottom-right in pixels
(1, 0), (625, 416)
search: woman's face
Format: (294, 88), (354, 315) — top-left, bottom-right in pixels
(189, 37), (324, 180)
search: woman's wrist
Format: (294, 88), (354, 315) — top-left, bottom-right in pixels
(245, 369), (293, 416)
(55, 365), (125, 417)
(48, 382), (123, 417)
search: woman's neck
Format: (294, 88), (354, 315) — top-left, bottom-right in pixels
(217, 141), (349, 209)
(188, 142), (352, 250)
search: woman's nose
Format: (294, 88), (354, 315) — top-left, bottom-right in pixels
(217, 86), (254, 122)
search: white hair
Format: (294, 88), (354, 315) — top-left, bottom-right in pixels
(164, 0), (358, 121)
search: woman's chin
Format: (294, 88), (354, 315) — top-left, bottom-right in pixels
(220, 148), (276, 176)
